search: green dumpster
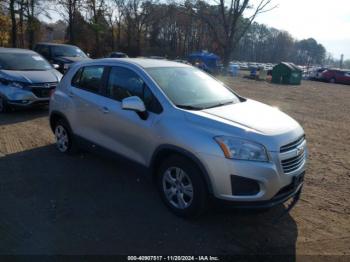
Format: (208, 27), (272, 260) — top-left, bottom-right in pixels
(272, 62), (302, 85)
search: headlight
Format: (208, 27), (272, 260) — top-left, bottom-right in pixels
(0, 78), (24, 89)
(214, 136), (269, 162)
(10, 81), (24, 89)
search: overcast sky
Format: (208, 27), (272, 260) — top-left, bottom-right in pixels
(253, 0), (350, 60)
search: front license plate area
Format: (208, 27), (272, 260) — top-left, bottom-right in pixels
(293, 171), (305, 189)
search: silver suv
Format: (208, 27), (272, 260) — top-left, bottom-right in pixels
(0, 48), (62, 112)
(49, 58), (307, 217)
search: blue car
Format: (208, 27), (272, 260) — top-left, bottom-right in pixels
(0, 48), (62, 112)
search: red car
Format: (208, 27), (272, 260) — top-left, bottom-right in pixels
(321, 69), (350, 85)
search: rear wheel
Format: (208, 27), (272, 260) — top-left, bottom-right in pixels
(0, 96), (10, 113)
(157, 155), (208, 218)
(330, 78), (336, 83)
(53, 119), (77, 154)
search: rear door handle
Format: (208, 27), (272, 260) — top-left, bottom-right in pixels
(101, 106), (109, 114)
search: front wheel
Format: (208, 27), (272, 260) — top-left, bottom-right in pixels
(330, 78), (336, 83)
(157, 155), (208, 218)
(54, 119), (77, 154)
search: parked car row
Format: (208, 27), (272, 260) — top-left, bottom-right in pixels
(230, 61), (275, 71)
(0, 42), (128, 112)
(319, 68), (350, 84)
(307, 67), (350, 85)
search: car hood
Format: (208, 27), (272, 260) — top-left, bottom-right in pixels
(0, 69), (62, 83)
(183, 99), (304, 151)
(53, 56), (90, 63)
(200, 99), (300, 135)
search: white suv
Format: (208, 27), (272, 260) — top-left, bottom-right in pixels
(49, 58), (307, 217)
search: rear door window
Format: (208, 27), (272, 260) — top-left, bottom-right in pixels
(72, 66), (105, 94)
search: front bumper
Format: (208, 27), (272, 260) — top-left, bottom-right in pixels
(197, 146), (307, 204)
(225, 175), (304, 209)
(8, 99), (50, 107)
(1, 85), (53, 107)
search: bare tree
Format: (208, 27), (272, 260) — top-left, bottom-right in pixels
(26, 0), (50, 48)
(192, 0), (276, 67)
(56, 0), (81, 44)
(105, 0), (125, 50)
(9, 0), (17, 47)
(86, 0), (108, 56)
(123, 0), (155, 56)
(112, 0), (125, 49)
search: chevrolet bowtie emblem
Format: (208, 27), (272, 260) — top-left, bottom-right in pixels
(296, 145), (304, 156)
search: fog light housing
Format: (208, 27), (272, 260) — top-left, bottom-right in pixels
(231, 175), (260, 196)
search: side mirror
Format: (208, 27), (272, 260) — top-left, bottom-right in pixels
(122, 96), (148, 119)
(52, 64), (60, 69)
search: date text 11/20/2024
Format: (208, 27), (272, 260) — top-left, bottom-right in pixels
(127, 256), (220, 261)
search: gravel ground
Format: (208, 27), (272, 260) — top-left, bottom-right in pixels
(0, 77), (349, 256)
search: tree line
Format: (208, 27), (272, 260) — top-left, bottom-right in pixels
(0, 0), (342, 67)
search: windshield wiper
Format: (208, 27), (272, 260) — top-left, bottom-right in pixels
(176, 104), (204, 110)
(202, 100), (235, 109)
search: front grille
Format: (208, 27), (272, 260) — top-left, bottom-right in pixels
(281, 150), (306, 173)
(28, 82), (57, 89)
(280, 135), (305, 153)
(27, 82), (57, 98)
(31, 88), (54, 98)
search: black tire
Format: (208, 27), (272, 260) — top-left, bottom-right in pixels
(53, 118), (78, 154)
(330, 78), (336, 84)
(157, 155), (208, 218)
(0, 96), (10, 113)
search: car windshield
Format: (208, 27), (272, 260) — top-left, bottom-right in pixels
(146, 67), (240, 109)
(0, 53), (52, 71)
(52, 46), (87, 58)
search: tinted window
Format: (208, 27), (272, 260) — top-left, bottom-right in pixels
(52, 45), (87, 58)
(107, 67), (162, 113)
(107, 67), (144, 100)
(73, 66), (104, 94)
(143, 85), (162, 113)
(71, 68), (83, 87)
(0, 52), (52, 71)
(36, 45), (50, 58)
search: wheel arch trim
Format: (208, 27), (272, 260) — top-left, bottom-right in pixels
(49, 110), (72, 132)
(150, 144), (214, 194)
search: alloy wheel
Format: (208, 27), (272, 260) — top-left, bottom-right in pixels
(55, 125), (69, 152)
(162, 167), (194, 209)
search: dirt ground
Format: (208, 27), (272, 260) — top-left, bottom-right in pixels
(0, 77), (349, 257)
